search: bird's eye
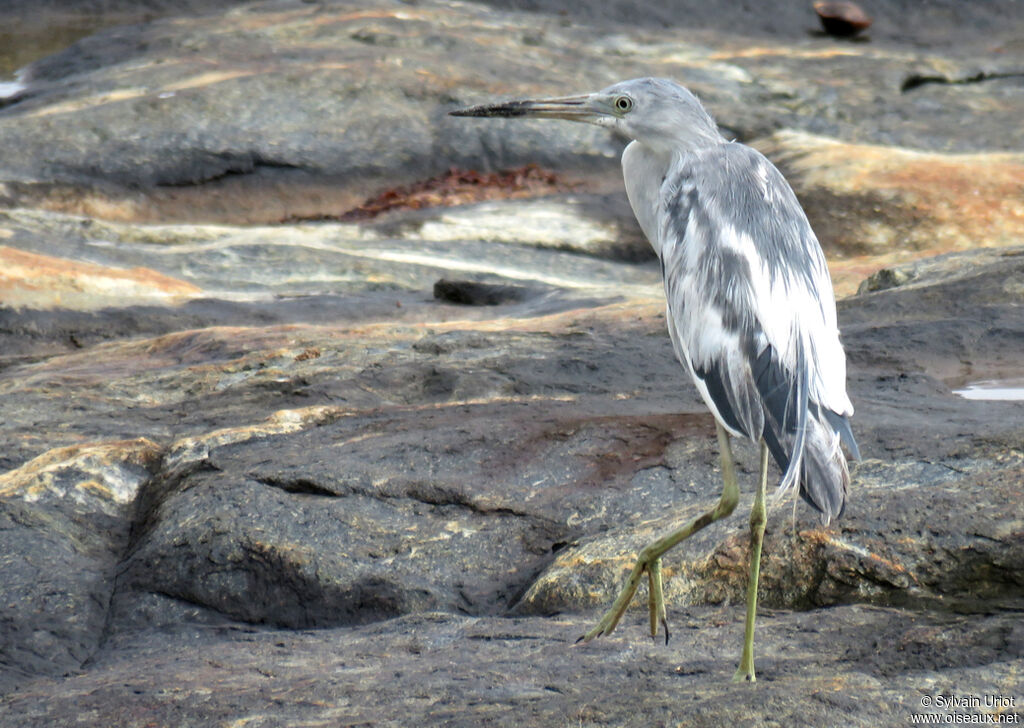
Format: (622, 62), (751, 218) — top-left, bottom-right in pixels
(613, 95), (633, 113)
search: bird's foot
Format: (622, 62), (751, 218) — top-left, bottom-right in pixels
(732, 665), (756, 683)
(732, 647), (756, 683)
(577, 555), (668, 644)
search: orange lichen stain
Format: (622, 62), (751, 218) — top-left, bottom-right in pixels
(805, 531), (920, 584)
(767, 132), (1024, 242)
(708, 47), (868, 61)
(78, 480), (114, 498)
(876, 158), (1024, 245)
(0, 439), (162, 497)
(294, 347), (321, 362)
(0, 245), (201, 310)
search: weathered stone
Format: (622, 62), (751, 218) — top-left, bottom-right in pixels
(0, 245), (200, 310)
(0, 439), (163, 693)
(0, 0), (1021, 226)
(1, 0), (1023, 724)
(520, 455), (1024, 616)
(1, 608), (1021, 727)
(857, 246), (1024, 294)
(756, 132), (1024, 257)
(1, 240), (1021, 713)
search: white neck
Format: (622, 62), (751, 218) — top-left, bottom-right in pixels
(621, 141), (675, 257)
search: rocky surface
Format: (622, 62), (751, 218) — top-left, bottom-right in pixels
(2, 0), (1023, 225)
(1, 0), (1022, 726)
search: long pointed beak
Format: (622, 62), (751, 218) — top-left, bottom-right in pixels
(449, 94), (604, 122)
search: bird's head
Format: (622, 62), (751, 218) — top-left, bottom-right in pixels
(449, 77), (723, 154)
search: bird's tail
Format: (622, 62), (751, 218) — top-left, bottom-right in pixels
(749, 339), (856, 523)
(797, 412), (850, 523)
(764, 407), (854, 524)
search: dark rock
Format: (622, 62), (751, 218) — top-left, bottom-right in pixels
(1, 608), (1022, 726)
(0, 440), (163, 693)
(433, 279), (535, 305)
(813, 1), (872, 38)
(473, 0), (1018, 49)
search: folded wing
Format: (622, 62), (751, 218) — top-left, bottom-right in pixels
(657, 142), (858, 522)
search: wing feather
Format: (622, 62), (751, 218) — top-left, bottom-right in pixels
(657, 142), (857, 521)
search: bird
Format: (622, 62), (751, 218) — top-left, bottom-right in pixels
(450, 77), (859, 682)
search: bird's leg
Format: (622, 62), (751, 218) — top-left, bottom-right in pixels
(579, 421), (740, 644)
(647, 556), (665, 638)
(733, 440), (769, 683)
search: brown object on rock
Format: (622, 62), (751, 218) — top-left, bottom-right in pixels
(813, 1), (872, 37)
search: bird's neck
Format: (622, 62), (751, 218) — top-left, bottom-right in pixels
(621, 141), (674, 257)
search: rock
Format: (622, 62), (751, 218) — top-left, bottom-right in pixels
(1, 239), (1022, 721)
(813, 1), (873, 38)
(2, 608), (1022, 727)
(0, 439), (163, 694)
(1, 0), (1023, 724)
(473, 0), (1018, 48)
(433, 279), (536, 306)
(412, 196), (651, 262)
(857, 246), (1024, 294)
(0, 205), (661, 367)
(756, 131), (1024, 257)
(0, 245), (200, 310)
(520, 455), (1024, 616)
(0, 0), (1021, 225)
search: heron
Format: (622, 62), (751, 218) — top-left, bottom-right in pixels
(450, 77), (859, 682)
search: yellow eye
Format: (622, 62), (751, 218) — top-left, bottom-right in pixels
(614, 95), (633, 113)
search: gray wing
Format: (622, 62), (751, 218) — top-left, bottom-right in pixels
(657, 142), (858, 521)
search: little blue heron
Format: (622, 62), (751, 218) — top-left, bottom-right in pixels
(450, 77), (859, 682)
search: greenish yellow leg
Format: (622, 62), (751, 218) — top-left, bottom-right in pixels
(648, 557), (666, 641)
(733, 440), (769, 683)
(579, 421), (740, 644)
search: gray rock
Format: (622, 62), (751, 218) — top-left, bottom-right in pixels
(0, 440), (162, 694)
(1, 608), (1022, 726)
(0, 0), (1021, 224)
(1, 238), (1022, 723)
(1, 0), (1023, 724)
